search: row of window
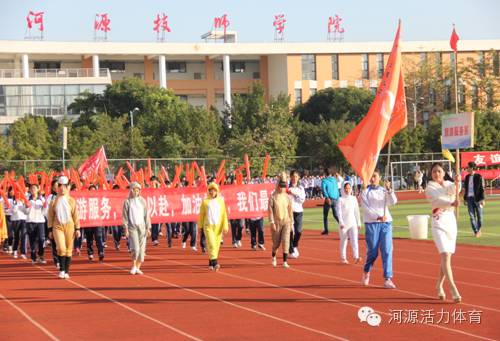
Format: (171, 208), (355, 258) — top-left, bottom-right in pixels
(302, 51), (500, 81)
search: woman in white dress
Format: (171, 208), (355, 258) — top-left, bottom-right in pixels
(425, 162), (461, 303)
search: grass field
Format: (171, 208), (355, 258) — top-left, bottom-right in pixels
(300, 195), (500, 247)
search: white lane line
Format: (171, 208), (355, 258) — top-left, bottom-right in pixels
(299, 245), (500, 292)
(0, 292), (60, 341)
(305, 240), (500, 276)
(102, 262), (348, 341)
(35, 266), (203, 341)
(151, 254), (495, 341)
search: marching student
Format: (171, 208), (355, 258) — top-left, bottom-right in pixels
(44, 179), (60, 268)
(249, 217), (265, 251)
(288, 170), (305, 259)
(230, 218), (244, 248)
(268, 177), (293, 268)
(336, 182), (361, 264)
(48, 176), (81, 279)
(1, 189), (14, 254)
(197, 182), (228, 271)
(425, 162), (462, 303)
(85, 184), (105, 262)
(122, 182), (151, 275)
(360, 171), (397, 289)
(0, 199), (6, 249)
(25, 184), (47, 264)
(11, 192), (28, 260)
(321, 167), (340, 235)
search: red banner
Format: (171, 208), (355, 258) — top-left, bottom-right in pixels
(73, 183), (275, 227)
(461, 151), (500, 168)
(461, 169), (500, 180)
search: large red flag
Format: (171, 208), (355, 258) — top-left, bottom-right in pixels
(78, 146), (109, 180)
(450, 26), (459, 52)
(338, 21), (407, 185)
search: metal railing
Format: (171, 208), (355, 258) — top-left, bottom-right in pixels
(0, 68), (110, 79)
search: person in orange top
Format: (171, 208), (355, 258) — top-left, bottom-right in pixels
(48, 176), (80, 279)
(0, 202), (7, 243)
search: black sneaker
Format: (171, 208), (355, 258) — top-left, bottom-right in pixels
(321, 231), (329, 235)
(99, 255), (104, 262)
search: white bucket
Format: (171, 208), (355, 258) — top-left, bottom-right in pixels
(406, 215), (430, 239)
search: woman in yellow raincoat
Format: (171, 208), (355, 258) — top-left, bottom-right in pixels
(198, 182), (228, 271)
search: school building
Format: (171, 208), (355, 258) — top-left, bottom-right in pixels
(0, 35), (499, 132)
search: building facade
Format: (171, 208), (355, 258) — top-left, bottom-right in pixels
(1, 39), (499, 130)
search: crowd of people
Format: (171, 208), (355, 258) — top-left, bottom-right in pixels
(0, 162), (486, 304)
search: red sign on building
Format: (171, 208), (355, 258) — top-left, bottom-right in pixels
(94, 13), (111, 40)
(327, 15), (345, 42)
(273, 14), (286, 41)
(153, 13), (171, 42)
(25, 10), (44, 40)
(214, 14), (230, 38)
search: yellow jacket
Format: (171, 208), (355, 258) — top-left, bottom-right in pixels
(198, 196), (229, 233)
(48, 195), (80, 230)
(0, 205), (7, 241)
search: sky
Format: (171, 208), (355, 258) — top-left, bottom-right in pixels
(1, 0), (500, 43)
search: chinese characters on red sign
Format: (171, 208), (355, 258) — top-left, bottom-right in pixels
(461, 151), (500, 168)
(327, 15), (345, 42)
(443, 125), (469, 138)
(153, 13), (171, 41)
(74, 183), (275, 228)
(26, 10), (44, 40)
(273, 14), (286, 41)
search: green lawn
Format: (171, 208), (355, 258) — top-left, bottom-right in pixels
(299, 196), (500, 247)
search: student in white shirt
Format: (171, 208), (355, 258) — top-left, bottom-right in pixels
(288, 170), (306, 258)
(25, 184), (47, 264)
(360, 171), (398, 289)
(336, 182), (361, 264)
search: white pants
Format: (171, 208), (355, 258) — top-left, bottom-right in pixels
(339, 225), (359, 259)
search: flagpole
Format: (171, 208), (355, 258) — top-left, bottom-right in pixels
(452, 27), (461, 220)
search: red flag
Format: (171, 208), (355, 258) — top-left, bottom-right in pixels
(78, 146), (109, 180)
(262, 154), (270, 180)
(450, 26), (459, 52)
(338, 21), (407, 185)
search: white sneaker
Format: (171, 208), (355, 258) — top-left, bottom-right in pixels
(64, 273), (70, 279)
(283, 262), (290, 268)
(135, 269), (143, 275)
(232, 242), (238, 248)
(272, 257), (277, 267)
(290, 252), (298, 259)
(293, 247), (299, 257)
(7, 246), (12, 254)
(258, 244), (266, 251)
(182, 242), (186, 249)
(130, 267), (137, 275)
(237, 241), (242, 247)
(58, 271), (65, 279)
(20, 254), (27, 260)
(191, 246), (198, 252)
(362, 272), (370, 286)
(13, 251), (18, 259)
(384, 278), (397, 289)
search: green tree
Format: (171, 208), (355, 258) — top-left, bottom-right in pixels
(293, 87), (374, 124)
(223, 83), (298, 174)
(7, 116), (54, 160)
(391, 125), (427, 153)
(295, 119), (355, 171)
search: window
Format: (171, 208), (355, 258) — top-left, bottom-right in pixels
(472, 84), (479, 109)
(478, 52), (485, 77)
(434, 52), (442, 69)
(294, 89), (302, 104)
(493, 51), (499, 76)
(231, 61), (245, 73)
(429, 85), (436, 108)
(458, 81), (466, 109)
(310, 88), (317, 96)
(361, 54), (369, 79)
(133, 73), (144, 79)
(167, 62), (186, 73)
(34, 61), (61, 70)
(444, 80), (451, 110)
(450, 53), (456, 72)
(487, 85), (494, 108)
(376, 54), (384, 78)
(100, 61), (125, 71)
(178, 95), (188, 102)
(301, 55), (316, 80)
(331, 54), (339, 80)
(419, 53), (427, 64)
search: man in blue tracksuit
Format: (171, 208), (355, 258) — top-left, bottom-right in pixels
(321, 168), (339, 235)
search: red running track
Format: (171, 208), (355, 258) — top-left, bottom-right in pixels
(1, 230), (499, 341)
